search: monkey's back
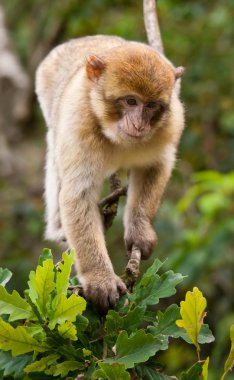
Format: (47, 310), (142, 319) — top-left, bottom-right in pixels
(35, 36), (126, 126)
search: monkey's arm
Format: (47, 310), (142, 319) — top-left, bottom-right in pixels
(124, 153), (175, 259)
(57, 148), (127, 310)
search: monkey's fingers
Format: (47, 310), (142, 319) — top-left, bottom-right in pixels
(115, 275), (128, 295)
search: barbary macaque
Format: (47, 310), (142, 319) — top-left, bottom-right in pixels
(36, 35), (185, 310)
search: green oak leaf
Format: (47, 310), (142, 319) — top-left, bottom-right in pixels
(123, 306), (146, 333)
(38, 248), (53, 266)
(0, 268), (12, 287)
(106, 330), (163, 369)
(140, 259), (164, 283)
(0, 285), (35, 321)
(0, 318), (49, 356)
(93, 363), (130, 380)
(154, 304), (181, 337)
(24, 354), (60, 373)
(0, 351), (32, 379)
(28, 258), (55, 318)
(55, 250), (75, 295)
(134, 271), (184, 307)
(180, 362), (203, 380)
(105, 310), (124, 335)
(136, 365), (175, 379)
(49, 293), (86, 329)
(45, 360), (84, 376)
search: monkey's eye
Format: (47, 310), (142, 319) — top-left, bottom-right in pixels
(125, 97), (137, 106)
(145, 101), (158, 109)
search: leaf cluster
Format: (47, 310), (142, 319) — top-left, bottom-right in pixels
(0, 251), (232, 380)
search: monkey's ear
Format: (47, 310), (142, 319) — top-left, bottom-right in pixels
(86, 55), (106, 81)
(175, 66), (185, 79)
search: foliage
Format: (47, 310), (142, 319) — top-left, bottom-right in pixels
(0, 0), (233, 377)
(0, 250), (232, 379)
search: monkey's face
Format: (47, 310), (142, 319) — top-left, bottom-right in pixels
(86, 44), (183, 145)
(101, 93), (169, 144)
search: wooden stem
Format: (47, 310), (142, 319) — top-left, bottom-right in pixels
(143, 0), (164, 53)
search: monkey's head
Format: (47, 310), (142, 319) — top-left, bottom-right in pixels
(86, 43), (184, 145)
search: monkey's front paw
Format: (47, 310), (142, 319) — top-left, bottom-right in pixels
(82, 272), (127, 311)
(125, 223), (158, 260)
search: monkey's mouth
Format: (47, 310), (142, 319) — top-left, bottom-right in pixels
(118, 124), (151, 140)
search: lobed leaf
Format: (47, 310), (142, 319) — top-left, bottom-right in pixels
(0, 351), (32, 379)
(134, 271), (184, 307)
(58, 320), (77, 341)
(38, 248), (53, 266)
(45, 360), (84, 377)
(49, 293), (86, 329)
(178, 324), (214, 345)
(28, 259), (55, 318)
(106, 329), (163, 369)
(180, 362), (203, 380)
(24, 354), (60, 373)
(55, 250), (75, 296)
(0, 318), (49, 356)
(154, 304), (181, 337)
(140, 259), (164, 282)
(176, 287), (207, 351)
(0, 285), (35, 321)
(93, 363), (130, 380)
(136, 365), (175, 379)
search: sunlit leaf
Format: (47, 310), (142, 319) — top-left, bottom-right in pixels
(24, 354), (60, 373)
(221, 324), (234, 380)
(45, 360), (84, 376)
(0, 319), (49, 356)
(58, 320), (77, 341)
(176, 287), (207, 352)
(49, 294), (86, 329)
(55, 250), (75, 296)
(28, 259), (55, 318)
(178, 324), (215, 345)
(93, 363), (130, 380)
(0, 285), (35, 321)
(202, 357), (209, 380)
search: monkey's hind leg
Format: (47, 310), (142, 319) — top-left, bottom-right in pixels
(44, 130), (66, 243)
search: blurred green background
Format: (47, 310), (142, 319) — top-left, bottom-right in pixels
(0, 0), (233, 378)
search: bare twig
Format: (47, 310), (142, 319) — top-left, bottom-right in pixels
(100, 171), (127, 230)
(99, 185), (127, 209)
(143, 0), (164, 53)
(122, 244), (141, 291)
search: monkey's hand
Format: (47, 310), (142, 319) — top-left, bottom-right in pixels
(124, 221), (158, 260)
(82, 270), (127, 311)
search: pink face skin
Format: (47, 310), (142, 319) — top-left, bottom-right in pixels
(117, 95), (166, 139)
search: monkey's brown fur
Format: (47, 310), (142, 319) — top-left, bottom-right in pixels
(36, 35), (185, 310)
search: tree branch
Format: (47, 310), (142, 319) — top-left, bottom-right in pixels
(103, 1), (165, 289)
(143, 0), (164, 53)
